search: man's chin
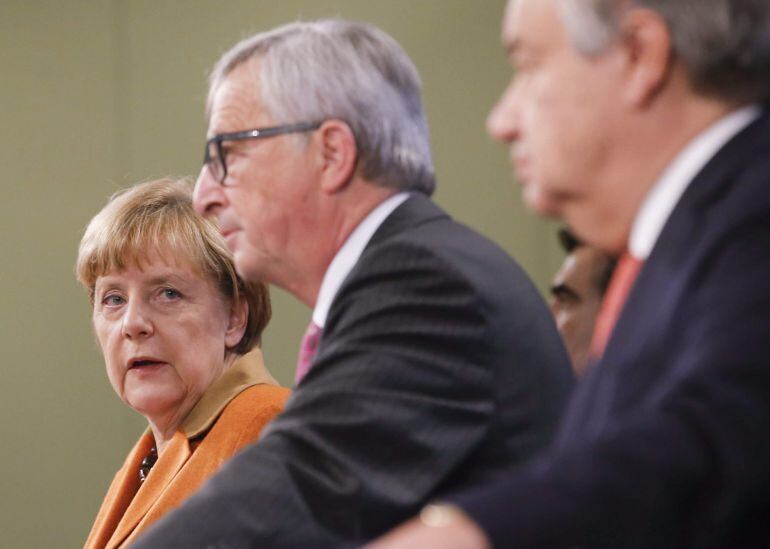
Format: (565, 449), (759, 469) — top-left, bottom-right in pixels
(233, 251), (270, 285)
(522, 184), (563, 217)
(234, 259), (260, 283)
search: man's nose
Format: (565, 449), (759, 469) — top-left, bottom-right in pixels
(486, 82), (521, 143)
(549, 298), (559, 317)
(193, 165), (226, 215)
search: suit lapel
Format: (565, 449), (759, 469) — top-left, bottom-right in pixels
(108, 431), (191, 548)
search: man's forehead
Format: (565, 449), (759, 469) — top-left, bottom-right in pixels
(207, 60), (266, 133)
(502, 0), (559, 53)
(501, 0), (520, 50)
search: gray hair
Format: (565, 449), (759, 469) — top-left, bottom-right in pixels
(557, 0), (770, 104)
(208, 19), (435, 195)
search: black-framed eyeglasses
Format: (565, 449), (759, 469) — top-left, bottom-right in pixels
(202, 121), (323, 185)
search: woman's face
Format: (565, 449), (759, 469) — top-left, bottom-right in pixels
(92, 251), (245, 426)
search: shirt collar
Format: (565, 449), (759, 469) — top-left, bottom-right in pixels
(182, 348), (278, 438)
(629, 104), (761, 259)
(312, 191), (411, 328)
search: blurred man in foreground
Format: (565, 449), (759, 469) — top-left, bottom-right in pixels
(371, 0), (770, 546)
(550, 227), (616, 376)
(133, 19), (573, 547)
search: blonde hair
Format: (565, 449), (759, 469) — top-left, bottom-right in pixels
(76, 177), (270, 355)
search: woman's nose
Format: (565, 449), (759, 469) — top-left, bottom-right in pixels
(121, 300), (154, 339)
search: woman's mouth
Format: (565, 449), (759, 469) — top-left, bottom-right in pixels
(128, 358), (168, 371)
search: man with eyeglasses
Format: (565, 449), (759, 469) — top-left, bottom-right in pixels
(133, 19), (573, 548)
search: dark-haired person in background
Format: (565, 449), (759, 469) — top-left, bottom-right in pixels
(550, 228), (616, 376)
(371, 0), (770, 546)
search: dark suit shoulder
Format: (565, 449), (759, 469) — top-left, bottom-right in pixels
(325, 196), (574, 485)
(361, 194), (552, 319)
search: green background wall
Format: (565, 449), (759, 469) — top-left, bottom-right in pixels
(0, 1), (561, 545)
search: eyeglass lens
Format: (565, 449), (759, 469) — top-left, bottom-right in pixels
(205, 140), (225, 182)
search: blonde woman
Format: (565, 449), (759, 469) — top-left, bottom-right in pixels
(79, 178), (289, 548)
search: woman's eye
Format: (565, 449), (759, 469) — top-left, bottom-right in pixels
(102, 294), (124, 307)
(160, 288), (182, 300)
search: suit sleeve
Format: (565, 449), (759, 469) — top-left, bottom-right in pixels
(452, 221), (770, 548)
(133, 240), (499, 548)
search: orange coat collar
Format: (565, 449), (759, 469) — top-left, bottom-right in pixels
(89, 349), (276, 549)
(183, 349), (276, 438)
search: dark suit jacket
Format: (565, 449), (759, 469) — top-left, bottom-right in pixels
(133, 193), (574, 547)
(453, 108), (770, 548)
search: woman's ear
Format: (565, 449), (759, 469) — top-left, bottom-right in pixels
(315, 119), (359, 194)
(224, 297), (249, 349)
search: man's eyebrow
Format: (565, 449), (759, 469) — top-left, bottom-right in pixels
(550, 283), (579, 300)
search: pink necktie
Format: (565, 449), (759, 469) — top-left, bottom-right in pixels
(590, 252), (643, 359)
(295, 321), (322, 384)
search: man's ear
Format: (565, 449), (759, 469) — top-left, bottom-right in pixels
(315, 119), (358, 194)
(224, 297), (249, 350)
(618, 8), (673, 107)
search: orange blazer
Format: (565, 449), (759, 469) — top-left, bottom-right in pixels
(85, 350), (290, 549)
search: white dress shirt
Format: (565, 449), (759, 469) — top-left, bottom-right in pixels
(312, 192), (411, 328)
(629, 105), (761, 260)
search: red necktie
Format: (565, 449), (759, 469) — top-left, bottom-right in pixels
(295, 321), (322, 384)
(590, 252), (643, 359)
